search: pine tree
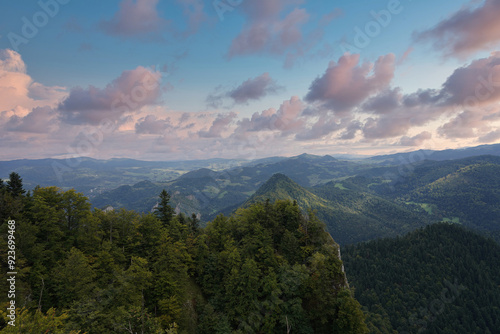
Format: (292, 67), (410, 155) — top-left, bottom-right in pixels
(154, 189), (174, 227)
(189, 213), (199, 234)
(0, 178), (5, 191)
(7, 172), (25, 197)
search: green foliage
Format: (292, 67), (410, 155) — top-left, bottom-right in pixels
(155, 189), (175, 227)
(342, 223), (500, 333)
(196, 199), (368, 333)
(6, 172), (25, 197)
(0, 307), (82, 334)
(0, 183), (368, 333)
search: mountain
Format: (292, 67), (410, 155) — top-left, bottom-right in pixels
(241, 174), (429, 245)
(91, 154), (500, 244)
(342, 223), (500, 334)
(243, 173), (330, 209)
(365, 143), (500, 165)
(0, 187), (368, 333)
(91, 154), (370, 220)
(366, 155), (500, 242)
(0, 157), (249, 196)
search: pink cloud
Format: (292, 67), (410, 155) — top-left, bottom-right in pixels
(362, 88), (402, 114)
(100, 0), (168, 38)
(4, 106), (58, 134)
(207, 73), (283, 107)
(440, 52), (500, 108)
(228, 8), (309, 57)
(227, 1), (342, 67)
(236, 96), (305, 135)
(58, 66), (162, 125)
(397, 47), (414, 65)
(398, 131), (432, 146)
(229, 73), (282, 104)
(199, 112), (237, 138)
(0, 49), (66, 111)
(438, 109), (494, 139)
(295, 114), (344, 141)
(415, 0), (500, 57)
(479, 129), (500, 143)
(135, 115), (171, 134)
(305, 53), (396, 114)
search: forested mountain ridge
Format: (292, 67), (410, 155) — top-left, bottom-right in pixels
(364, 143), (500, 165)
(89, 154), (500, 244)
(0, 181), (368, 333)
(242, 174), (428, 245)
(342, 223), (500, 334)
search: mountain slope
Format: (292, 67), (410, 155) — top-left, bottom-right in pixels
(365, 143), (500, 165)
(244, 173), (330, 209)
(342, 223), (500, 334)
(242, 174), (428, 245)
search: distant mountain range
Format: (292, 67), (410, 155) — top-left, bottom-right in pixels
(4, 143), (500, 244)
(90, 154), (500, 245)
(365, 143), (500, 165)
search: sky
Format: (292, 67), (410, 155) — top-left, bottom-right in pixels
(1, 0), (500, 161)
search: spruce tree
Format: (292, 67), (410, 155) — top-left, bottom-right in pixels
(189, 213), (199, 234)
(154, 189), (174, 226)
(7, 172), (25, 197)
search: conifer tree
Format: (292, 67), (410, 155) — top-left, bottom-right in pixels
(154, 189), (174, 227)
(189, 213), (199, 234)
(7, 172), (25, 197)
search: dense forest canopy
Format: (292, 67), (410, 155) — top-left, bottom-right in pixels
(0, 176), (368, 333)
(342, 223), (500, 334)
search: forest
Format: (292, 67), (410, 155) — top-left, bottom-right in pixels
(0, 173), (368, 333)
(342, 223), (500, 334)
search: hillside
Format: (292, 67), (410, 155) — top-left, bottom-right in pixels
(342, 223), (500, 333)
(22, 153), (500, 245)
(0, 157), (247, 196)
(365, 143), (500, 165)
(363, 156), (500, 242)
(0, 187), (368, 333)
(91, 153), (370, 218)
(242, 174), (429, 245)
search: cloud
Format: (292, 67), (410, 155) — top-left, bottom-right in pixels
(362, 115), (413, 140)
(135, 115), (171, 134)
(228, 7), (309, 57)
(0, 49), (66, 111)
(439, 51), (500, 108)
(362, 88), (402, 114)
(236, 96), (305, 135)
(305, 53), (396, 114)
(295, 114), (343, 141)
(58, 66), (162, 125)
(199, 112), (237, 138)
(207, 73), (283, 107)
(438, 109), (494, 139)
(227, 0), (341, 67)
(352, 52), (500, 142)
(100, 0), (168, 38)
(415, 0), (500, 57)
(479, 129), (500, 143)
(3, 106), (58, 134)
(397, 47), (414, 65)
(398, 131), (432, 146)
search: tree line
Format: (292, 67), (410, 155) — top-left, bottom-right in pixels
(0, 173), (368, 333)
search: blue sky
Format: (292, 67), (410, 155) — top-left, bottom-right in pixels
(1, 0), (500, 160)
